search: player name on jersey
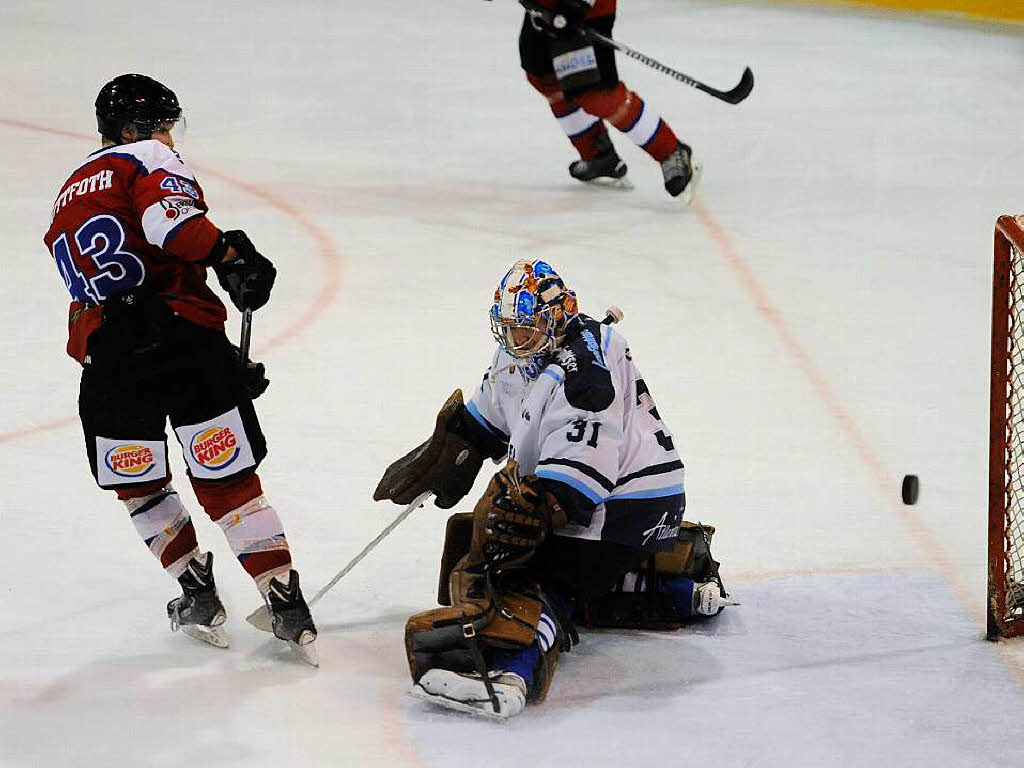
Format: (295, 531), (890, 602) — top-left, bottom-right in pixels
(52, 169), (113, 218)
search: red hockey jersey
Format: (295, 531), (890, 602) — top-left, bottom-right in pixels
(534, 0), (617, 18)
(43, 140), (225, 363)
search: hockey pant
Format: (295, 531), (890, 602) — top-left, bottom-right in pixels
(520, 14), (679, 163)
(80, 317), (292, 591)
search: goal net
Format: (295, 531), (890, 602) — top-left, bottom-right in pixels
(989, 215), (1024, 639)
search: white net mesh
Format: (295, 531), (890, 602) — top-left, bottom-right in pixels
(998, 233), (1024, 631)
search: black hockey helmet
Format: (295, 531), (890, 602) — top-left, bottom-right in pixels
(95, 74), (182, 143)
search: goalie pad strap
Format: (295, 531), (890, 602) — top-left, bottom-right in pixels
(405, 591), (543, 677)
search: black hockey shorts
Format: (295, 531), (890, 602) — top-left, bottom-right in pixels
(527, 536), (649, 602)
(79, 318), (267, 491)
(519, 13), (618, 96)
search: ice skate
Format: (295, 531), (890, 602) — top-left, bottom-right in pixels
(266, 570), (319, 667)
(661, 142), (702, 205)
(693, 580), (740, 616)
(411, 668), (527, 720)
(167, 552), (229, 649)
(569, 133), (632, 190)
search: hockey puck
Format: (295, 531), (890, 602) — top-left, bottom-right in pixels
(901, 474), (919, 505)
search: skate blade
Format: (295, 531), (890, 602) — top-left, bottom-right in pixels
(678, 160), (703, 206)
(409, 684), (511, 721)
(182, 622), (230, 649)
(289, 632), (319, 667)
(583, 175), (633, 190)
(245, 604), (273, 633)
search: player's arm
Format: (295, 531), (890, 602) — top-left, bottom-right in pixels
(132, 152), (275, 311)
(534, 319), (622, 526)
(374, 364), (509, 510)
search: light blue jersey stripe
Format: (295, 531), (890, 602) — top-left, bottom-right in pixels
(466, 399), (504, 437)
(535, 469), (605, 504)
(607, 484), (685, 501)
(542, 367), (564, 385)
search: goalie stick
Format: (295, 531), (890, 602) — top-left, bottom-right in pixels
(245, 491), (434, 632)
(517, 0), (754, 105)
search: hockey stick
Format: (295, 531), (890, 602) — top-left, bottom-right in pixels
(517, 0), (753, 105)
(245, 490), (435, 632)
(584, 29), (753, 106)
(239, 308), (253, 368)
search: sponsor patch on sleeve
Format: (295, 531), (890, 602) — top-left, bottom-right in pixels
(174, 407), (256, 480)
(141, 195), (204, 247)
(95, 436), (168, 486)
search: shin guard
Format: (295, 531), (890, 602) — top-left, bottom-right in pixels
(123, 483), (199, 577)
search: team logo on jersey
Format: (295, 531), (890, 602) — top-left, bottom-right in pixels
(189, 426), (240, 471)
(159, 196), (198, 221)
(104, 444), (157, 478)
(642, 512), (681, 546)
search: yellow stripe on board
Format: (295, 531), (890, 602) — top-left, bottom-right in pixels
(826, 0), (1024, 22)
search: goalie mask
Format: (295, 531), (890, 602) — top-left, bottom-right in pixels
(490, 260), (578, 364)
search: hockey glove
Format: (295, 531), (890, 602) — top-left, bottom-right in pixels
(522, 0), (587, 37)
(211, 230), (277, 312)
(474, 462), (567, 569)
(229, 343), (270, 399)
(374, 390), (487, 509)
(557, 0), (591, 27)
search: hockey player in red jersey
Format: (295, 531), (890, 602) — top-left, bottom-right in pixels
(518, 0), (701, 201)
(375, 259), (733, 718)
(43, 74), (317, 664)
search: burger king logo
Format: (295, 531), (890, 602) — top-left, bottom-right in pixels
(105, 444), (156, 478)
(190, 426), (240, 471)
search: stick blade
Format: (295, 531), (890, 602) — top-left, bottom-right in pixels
(246, 604), (274, 633)
(721, 67), (754, 105)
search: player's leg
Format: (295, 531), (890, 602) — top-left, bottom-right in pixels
(581, 521), (737, 629)
(79, 351), (228, 647)
(167, 324), (316, 657)
(564, 17), (701, 200)
(519, 13), (627, 183)
(406, 510), (578, 719)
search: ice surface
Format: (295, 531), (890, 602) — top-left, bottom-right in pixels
(2, 1), (1023, 766)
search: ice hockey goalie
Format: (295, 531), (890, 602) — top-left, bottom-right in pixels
(374, 259), (736, 718)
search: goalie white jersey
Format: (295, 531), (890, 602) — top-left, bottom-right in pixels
(467, 315), (685, 551)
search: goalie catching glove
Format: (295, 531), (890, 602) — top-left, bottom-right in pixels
(474, 461), (567, 569)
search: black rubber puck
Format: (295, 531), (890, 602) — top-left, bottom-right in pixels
(901, 474), (919, 505)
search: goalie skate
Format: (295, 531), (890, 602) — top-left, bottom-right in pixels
(410, 668), (527, 720)
(167, 552), (230, 649)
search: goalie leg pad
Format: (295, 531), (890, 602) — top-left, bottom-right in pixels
(582, 521), (731, 629)
(406, 566), (562, 704)
(437, 512), (474, 606)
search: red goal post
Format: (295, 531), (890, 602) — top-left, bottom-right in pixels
(989, 215), (1024, 639)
